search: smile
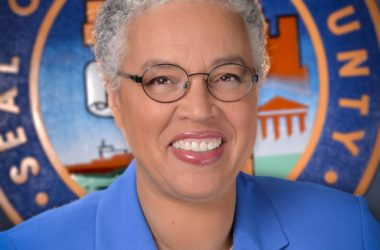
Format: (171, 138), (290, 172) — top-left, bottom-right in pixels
(169, 131), (226, 165)
(172, 138), (222, 152)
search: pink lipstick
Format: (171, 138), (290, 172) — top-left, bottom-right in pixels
(169, 131), (225, 165)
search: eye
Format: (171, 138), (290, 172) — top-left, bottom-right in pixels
(211, 73), (242, 86)
(219, 74), (241, 83)
(147, 76), (173, 85)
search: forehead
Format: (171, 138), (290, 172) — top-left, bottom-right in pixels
(124, 1), (253, 70)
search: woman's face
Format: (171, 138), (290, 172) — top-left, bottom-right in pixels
(110, 1), (258, 202)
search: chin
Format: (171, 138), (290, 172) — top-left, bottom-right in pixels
(166, 172), (234, 203)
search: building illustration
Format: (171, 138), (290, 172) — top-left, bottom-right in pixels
(258, 96), (308, 140)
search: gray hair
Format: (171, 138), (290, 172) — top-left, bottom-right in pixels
(93, 0), (269, 90)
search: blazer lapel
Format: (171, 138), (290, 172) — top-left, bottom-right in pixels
(233, 173), (289, 250)
(95, 161), (156, 250)
(94, 162), (288, 250)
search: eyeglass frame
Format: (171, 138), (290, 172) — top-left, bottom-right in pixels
(117, 62), (259, 103)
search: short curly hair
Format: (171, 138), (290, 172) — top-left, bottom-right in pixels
(93, 0), (269, 90)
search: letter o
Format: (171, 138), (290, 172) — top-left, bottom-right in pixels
(8, 0), (39, 16)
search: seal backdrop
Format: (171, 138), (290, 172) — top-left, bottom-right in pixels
(0, 0), (379, 229)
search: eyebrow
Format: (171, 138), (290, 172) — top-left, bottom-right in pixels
(211, 56), (248, 67)
(141, 59), (169, 70)
(140, 55), (249, 72)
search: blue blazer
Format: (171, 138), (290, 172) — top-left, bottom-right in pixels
(0, 161), (379, 249)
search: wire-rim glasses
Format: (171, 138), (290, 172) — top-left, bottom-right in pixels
(117, 63), (259, 103)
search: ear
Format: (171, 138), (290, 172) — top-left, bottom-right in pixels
(108, 88), (123, 128)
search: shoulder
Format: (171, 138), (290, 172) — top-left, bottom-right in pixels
(238, 173), (380, 249)
(237, 173), (361, 226)
(242, 173), (357, 208)
(0, 190), (102, 250)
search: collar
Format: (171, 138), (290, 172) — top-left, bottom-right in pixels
(95, 160), (156, 250)
(95, 161), (288, 250)
(233, 173), (289, 249)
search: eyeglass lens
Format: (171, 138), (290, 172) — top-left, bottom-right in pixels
(141, 64), (253, 103)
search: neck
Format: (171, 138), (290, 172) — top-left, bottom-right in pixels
(136, 170), (235, 250)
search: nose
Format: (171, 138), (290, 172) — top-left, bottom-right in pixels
(176, 74), (216, 122)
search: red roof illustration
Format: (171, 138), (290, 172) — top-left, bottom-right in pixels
(259, 96), (307, 112)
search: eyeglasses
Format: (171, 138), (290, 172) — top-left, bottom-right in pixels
(117, 63), (259, 103)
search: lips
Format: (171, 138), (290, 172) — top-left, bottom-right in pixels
(169, 131), (225, 165)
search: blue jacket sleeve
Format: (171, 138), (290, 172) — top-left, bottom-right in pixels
(358, 196), (380, 249)
(0, 232), (16, 250)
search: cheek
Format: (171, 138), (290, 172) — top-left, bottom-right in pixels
(118, 92), (174, 154)
(238, 107), (257, 141)
(116, 90), (150, 151)
(226, 99), (258, 150)
(232, 101), (257, 133)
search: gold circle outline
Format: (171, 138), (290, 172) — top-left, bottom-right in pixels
(0, 0), (76, 225)
(288, 0), (380, 195)
(355, 0), (380, 194)
(0, 188), (22, 224)
(287, 0), (329, 180)
(365, 0), (380, 48)
(29, 0), (85, 197)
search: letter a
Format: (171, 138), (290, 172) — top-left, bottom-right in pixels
(0, 88), (20, 114)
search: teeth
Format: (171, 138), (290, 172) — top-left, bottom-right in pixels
(172, 138), (222, 152)
(191, 141), (199, 151)
(200, 141), (207, 151)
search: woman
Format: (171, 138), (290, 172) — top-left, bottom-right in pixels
(0, 0), (379, 249)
